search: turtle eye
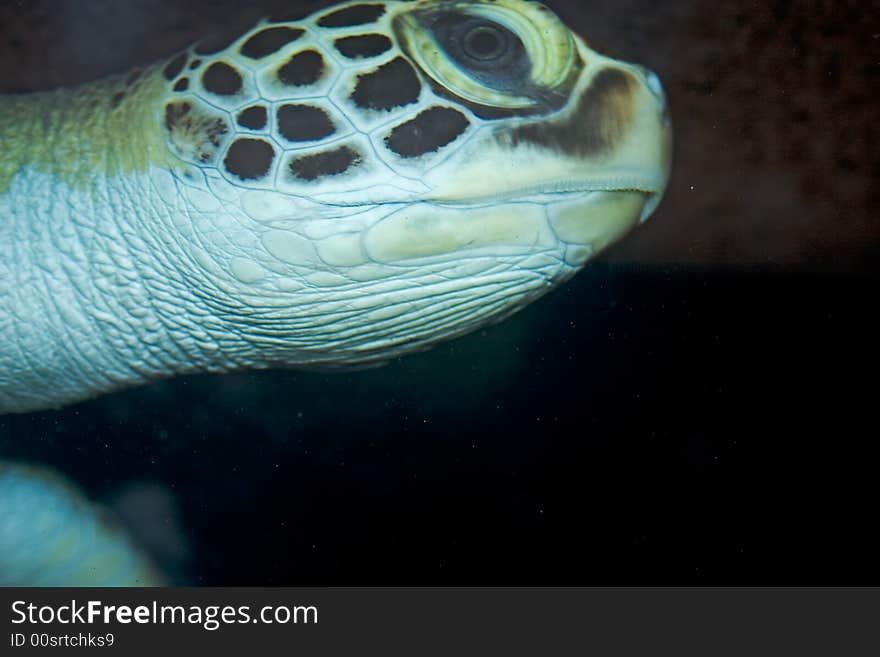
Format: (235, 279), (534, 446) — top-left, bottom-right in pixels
(431, 17), (530, 92)
(393, 2), (580, 112)
(463, 24), (507, 61)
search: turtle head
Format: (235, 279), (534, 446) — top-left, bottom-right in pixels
(156, 0), (671, 365)
(381, 0), (672, 264)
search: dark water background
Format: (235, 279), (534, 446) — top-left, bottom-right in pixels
(0, 1), (877, 584)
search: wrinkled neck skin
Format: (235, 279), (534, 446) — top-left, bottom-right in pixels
(0, 69), (570, 414)
(0, 69), (204, 413)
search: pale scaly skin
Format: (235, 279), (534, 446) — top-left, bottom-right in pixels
(0, 0), (671, 585)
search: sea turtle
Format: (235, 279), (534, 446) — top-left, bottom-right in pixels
(0, 0), (671, 584)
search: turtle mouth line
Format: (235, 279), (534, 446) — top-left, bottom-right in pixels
(424, 177), (663, 207)
(467, 188), (660, 226)
(428, 186), (658, 208)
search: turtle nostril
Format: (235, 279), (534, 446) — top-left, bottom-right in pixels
(644, 69), (665, 102)
(642, 68), (666, 106)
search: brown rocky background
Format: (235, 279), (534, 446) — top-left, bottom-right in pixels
(0, 0), (876, 273)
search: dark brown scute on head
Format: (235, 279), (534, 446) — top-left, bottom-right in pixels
(277, 50), (324, 87)
(290, 146), (361, 181)
(351, 57), (420, 111)
(165, 101), (229, 163)
(189, 59), (202, 70)
(202, 62), (243, 96)
(202, 121), (229, 152)
(240, 26), (305, 59)
(505, 68), (637, 157)
(318, 4), (385, 28)
(165, 101), (192, 131)
(385, 107), (469, 158)
(224, 138), (275, 180)
(110, 91), (125, 109)
(163, 53), (187, 81)
(334, 34), (392, 59)
(237, 106), (268, 130)
(173, 78), (189, 92)
(277, 105), (336, 142)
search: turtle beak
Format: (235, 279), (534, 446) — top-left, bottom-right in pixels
(542, 63), (672, 262)
(634, 66), (673, 223)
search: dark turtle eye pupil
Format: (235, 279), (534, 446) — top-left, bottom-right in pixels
(463, 26), (506, 61)
(421, 15), (530, 97)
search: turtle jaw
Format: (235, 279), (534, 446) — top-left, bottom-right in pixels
(538, 77), (672, 265)
(545, 190), (653, 266)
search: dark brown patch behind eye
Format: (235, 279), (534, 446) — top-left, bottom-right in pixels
(237, 106), (268, 130)
(351, 57), (420, 110)
(290, 146), (360, 181)
(163, 53), (187, 80)
(189, 59), (202, 70)
(318, 4), (386, 28)
(386, 107), (470, 158)
(277, 50), (324, 87)
(225, 138), (275, 180)
(334, 34), (392, 59)
(173, 78), (189, 92)
(505, 68), (637, 157)
(240, 26), (304, 59)
(277, 105), (336, 142)
(202, 62), (243, 96)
